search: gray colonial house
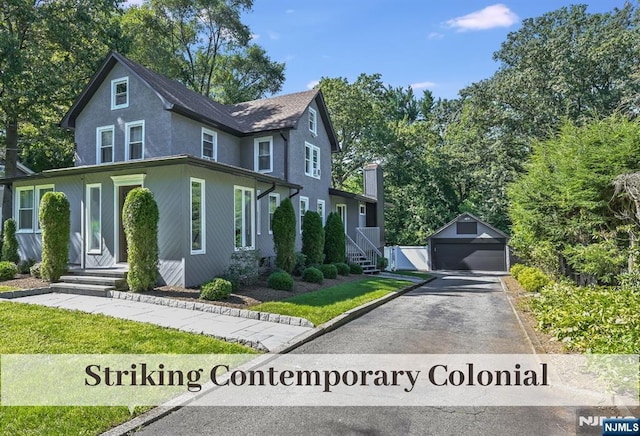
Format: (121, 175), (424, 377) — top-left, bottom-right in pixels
(4, 52), (384, 287)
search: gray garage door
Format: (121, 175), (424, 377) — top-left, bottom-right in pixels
(433, 240), (506, 271)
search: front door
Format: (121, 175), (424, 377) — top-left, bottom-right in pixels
(118, 184), (141, 262)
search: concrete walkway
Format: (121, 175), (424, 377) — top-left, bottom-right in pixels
(9, 293), (313, 351)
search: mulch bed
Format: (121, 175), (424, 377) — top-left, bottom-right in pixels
(0, 274), (50, 291)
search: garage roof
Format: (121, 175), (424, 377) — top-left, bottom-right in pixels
(428, 213), (508, 240)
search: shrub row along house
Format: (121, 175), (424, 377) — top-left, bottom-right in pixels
(1, 52), (384, 287)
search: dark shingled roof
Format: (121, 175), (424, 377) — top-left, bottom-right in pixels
(61, 52), (339, 150)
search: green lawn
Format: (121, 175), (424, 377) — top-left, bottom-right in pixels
(0, 286), (18, 293)
(251, 278), (411, 326)
(0, 302), (256, 436)
(386, 271), (432, 280)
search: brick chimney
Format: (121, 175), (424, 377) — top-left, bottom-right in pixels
(363, 163), (385, 248)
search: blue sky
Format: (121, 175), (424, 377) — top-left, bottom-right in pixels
(243, 1), (629, 100)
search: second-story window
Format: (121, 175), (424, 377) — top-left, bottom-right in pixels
(308, 107), (317, 135)
(254, 136), (272, 173)
(305, 142), (320, 179)
(126, 121), (144, 160)
(96, 125), (114, 164)
(202, 128), (217, 161)
(111, 77), (129, 110)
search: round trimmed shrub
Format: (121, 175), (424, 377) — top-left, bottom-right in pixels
(510, 264), (526, 280)
(302, 211), (324, 265)
(349, 263), (363, 274)
(2, 218), (20, 264)
(123, 188), (159, 292)
(39, 192), (70, 282)
(318, 264), (337, 279)
(324, 212), (346, 264)
(517, 266), (551, 292)
(200, 278), (232, 301)
(0, 261), (17, 281)
(334, 262), (350, 276)
(292, 252), (307, 277)
(267, 271), (294, 291)
(302, 266), (323, 284)
(30, 262), (42, 279)
(18, 258), (36, 275)
(377, 257), (389, 271)
(273, 198), (296, 273)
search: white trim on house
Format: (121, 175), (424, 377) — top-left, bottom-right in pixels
(190, 177), (206, 255)
(111, 174), (146, 263)
(85, 183), (102, 254)
(201, 127), (217, 161)
(111, 77), (129, 110)
(336, 203), (347, 233)
(256, 190), (261, 236)
(299, 196), (309, 234)
(14, 184), (54, 234)
(317, 199), (325, 226)
(254, 136), (273, 173)
(96, 125), (114, 164)
(35, 185), (54, 232)
(268, 193), (280, 235)
(308, 107), (317, 136)
(125, 120), (145, 161)
(234, 185), (255, 251)
(305, 142), (320, 179)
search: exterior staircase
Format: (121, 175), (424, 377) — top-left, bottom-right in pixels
(349, 253), (380, 275)
(50, 268), (128, 297)
(347, 228), (382, 275)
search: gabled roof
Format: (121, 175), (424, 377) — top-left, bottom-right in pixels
(428, 212), (509, 239)
(61, 52), (339, 150)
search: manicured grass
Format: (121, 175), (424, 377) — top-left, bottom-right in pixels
(387, 271), (432, 280)
(251, 278), (411, 326)
(0, 302), (257, 436)
(0, 285), (18, 292)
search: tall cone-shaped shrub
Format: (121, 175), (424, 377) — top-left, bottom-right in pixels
(2, 218), (20, 264)
(272, 197), (296, 273)
(123, 187), (159, 292)
(302, 211), (324, 265)
(324, 212), (346, 264)
(39, 192), (70, 281)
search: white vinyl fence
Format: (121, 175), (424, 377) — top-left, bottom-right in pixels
(384, 246), (430, 271)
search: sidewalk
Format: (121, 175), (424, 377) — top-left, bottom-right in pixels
(9, 293), (313, 351)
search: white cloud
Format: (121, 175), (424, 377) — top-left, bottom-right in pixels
(428, 32), (444, 40)
(446, 4), (519, 31)
(307, 80), (320, 90)
(267, 31), (280, 40)
(410, 81), (436, 90)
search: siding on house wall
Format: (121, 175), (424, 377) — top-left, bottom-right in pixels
(433, 220), (503, 239)
(330, 195), (361, 239)
(170, 113), (242, 165)
(75, 63), (172, 165)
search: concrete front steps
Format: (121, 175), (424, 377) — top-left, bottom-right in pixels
(50, 268), (128, 297)
(350, 255), (380, 275)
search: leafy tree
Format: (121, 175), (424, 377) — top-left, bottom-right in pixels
(123, 188), (159, 292)
(272, 198), (296, 273)
(324, 212), (345, 264)
(301, 211), (324, 265)
(122, 0), (284, 103)
(39, 192), (70, 281)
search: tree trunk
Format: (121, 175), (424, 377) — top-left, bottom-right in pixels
(2, 118), (19, 223)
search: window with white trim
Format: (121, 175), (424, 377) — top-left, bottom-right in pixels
(336, 204), (347, 233)
(191, 178), (205, 254)
(305, 142), (320, 179)
(308, 107), (317, 135)
(35, 185), (54, 232)
(268, 193), (280, 235)
(299, 196), (309, 234)
(234, 186), (255, 250)
(202, 128), (217, 161)
(359, 203), (366, 215)
(254, 136), (273, 173)
(126, 120), (144, 160)
(317, 199), (325, 226)
(15, 184), (54, 233)
(86, 184), (102, 254)
(111, 77), (129, 110)
(97, 125), (114, 164)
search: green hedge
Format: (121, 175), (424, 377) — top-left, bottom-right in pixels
(349, 263), (363, 275)
(123, 188), (159, 292)
(334, 262), (350, 276)
(318, 264), (337, 279)
(1, 219), (19, 264)
(273, 198), (296, 273)
(517, 266), (551, 292)
(302, 266), (323, 284)
(302, 211), (324, 265)
(510, 264), (527, 280)
(39, 192), (70, 281)
(200, 278), (233, 300)
(267, 271), (294, 291)
(0, 261), (17, 281)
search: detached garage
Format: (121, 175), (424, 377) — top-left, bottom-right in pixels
(428, 213), (509, 271)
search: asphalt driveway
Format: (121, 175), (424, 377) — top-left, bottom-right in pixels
(133, 272), (577, 436)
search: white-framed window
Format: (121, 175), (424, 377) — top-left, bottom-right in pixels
(15, 184), (54, 233)
(86, 183), (102, 254)
(308, 107), (317, 136)
(336, 204), (347, 233)
(234, 186), (255, 250)
(35, 185), (54, 232)
(111, 77), (129, 110)
(190, 178), (205, 254)
(96, 125), (114, 164)
(125, 120), (144, 160)
(317, 199), (325, 226)
(299, 196), (309, 234)
(268, 193), (280, 235)
(202, 128), (217, 161)
(256, 190), (261, 236)
(359, 203), (366, 215)
(254, 136), (273, 173)
(305, 142), (320, 179)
